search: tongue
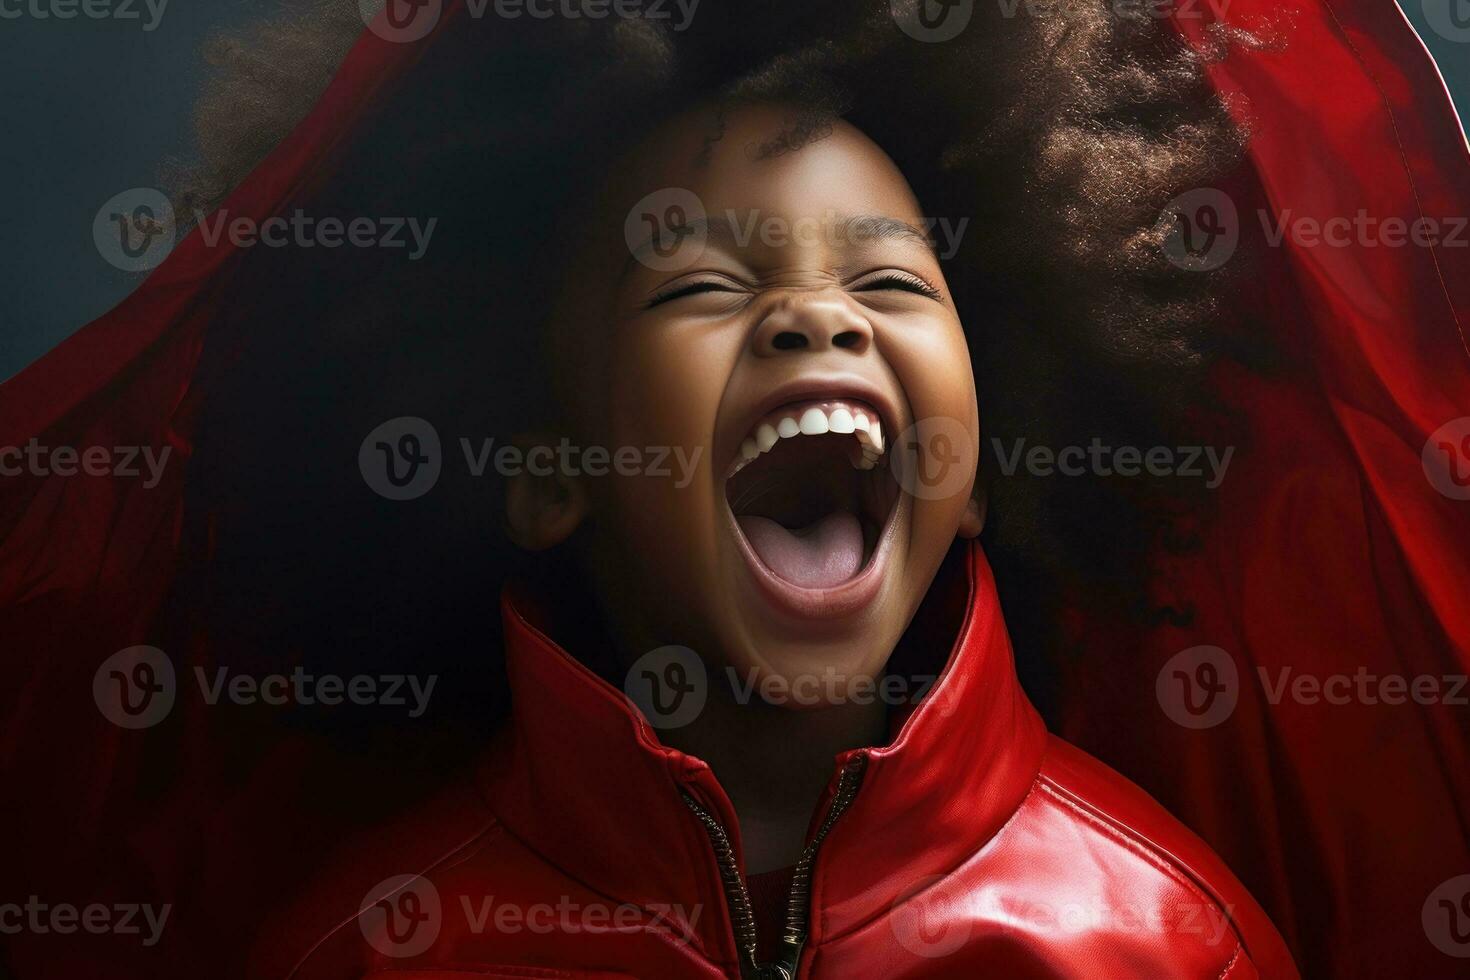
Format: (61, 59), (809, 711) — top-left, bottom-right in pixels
(736, 512), (864, 589)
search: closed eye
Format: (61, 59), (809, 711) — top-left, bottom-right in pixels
(645, 278), (745, 308)
(848, 271), (944, 300)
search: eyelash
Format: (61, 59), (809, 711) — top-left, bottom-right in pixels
(852, 271), (943, 299)
(644, 270), (943, 308)
(645, 280), (738, 307)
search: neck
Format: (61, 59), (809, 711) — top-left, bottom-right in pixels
(575, 550), (892, 875)
(659, 683), (888, 874)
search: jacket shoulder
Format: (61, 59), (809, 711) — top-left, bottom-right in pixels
(246, 771), (507, 978)
(1032, 735), (1298, 977)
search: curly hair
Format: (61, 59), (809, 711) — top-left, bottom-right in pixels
(163, 0), (1270, 740)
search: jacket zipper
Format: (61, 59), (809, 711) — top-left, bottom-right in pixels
(682, 755), (868, 980)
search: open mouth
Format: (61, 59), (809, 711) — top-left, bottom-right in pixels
(724, 399), (901, 601)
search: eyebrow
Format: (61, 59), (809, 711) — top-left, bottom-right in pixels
(830, 213), (937, 252)
(622, 210), (938, 277)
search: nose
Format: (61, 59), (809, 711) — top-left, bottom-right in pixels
(750, 292), (873, 357)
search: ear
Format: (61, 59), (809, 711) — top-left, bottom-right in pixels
(957, 483), (987, 540)
(503, 432), (590, 551)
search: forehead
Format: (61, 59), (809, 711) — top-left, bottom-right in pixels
(610, 104), (926, 231)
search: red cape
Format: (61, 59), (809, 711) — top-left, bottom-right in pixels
(1058, 4), (1470, 976)
(2, 2), (1466, 976)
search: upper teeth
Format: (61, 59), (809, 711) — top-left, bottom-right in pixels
(733, 403), (885, 477)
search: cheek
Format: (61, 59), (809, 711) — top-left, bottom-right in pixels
(595, 328), (738, 571)
(604, 329), (730, 461)
(883, 318), (981, 528)
(884, 316), (979, 436)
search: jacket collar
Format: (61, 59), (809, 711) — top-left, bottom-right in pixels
(479, 541), (1047, 962)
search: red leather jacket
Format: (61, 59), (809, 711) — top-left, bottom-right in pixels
(255, 545), (1297, 979)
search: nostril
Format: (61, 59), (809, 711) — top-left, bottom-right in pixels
(833, 330), (865, 349)
(772, 332), (809, 351)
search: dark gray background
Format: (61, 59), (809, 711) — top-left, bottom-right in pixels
(3, 1), (1467, 381)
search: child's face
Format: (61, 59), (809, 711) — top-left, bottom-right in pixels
(532, 104), (981, 700)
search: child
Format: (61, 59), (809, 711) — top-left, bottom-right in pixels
(241, 86), (1294, 973)
(143, 1), (1294, 968)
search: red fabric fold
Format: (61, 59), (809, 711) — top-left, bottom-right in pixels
(1056, 3), (1470, 976)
